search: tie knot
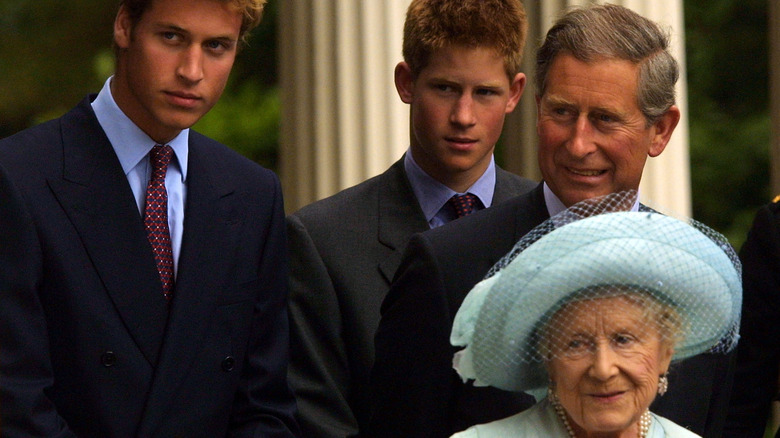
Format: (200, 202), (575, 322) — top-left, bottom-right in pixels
(448, 193), (480, 218)
(150, 144), (174, 175)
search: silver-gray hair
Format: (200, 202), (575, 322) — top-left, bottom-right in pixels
(535, 3), (679, 125)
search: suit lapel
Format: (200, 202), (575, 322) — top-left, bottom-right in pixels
(377, 159), (430, 283)
(48, 98), (169, 367)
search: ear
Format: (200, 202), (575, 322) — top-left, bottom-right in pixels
(504, 72), (527, 113)
(114, 5), (132, 50)
(535, 94), (543, 134)
(647, 105), (681, 158)
(658, 345), (674, 375)
(394, 62), (415, 104)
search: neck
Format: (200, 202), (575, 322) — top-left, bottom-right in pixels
(551, 399), (651, 438)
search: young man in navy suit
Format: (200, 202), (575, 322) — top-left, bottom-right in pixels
(286, 1), (536, 436)
(0, 0), (299, 436)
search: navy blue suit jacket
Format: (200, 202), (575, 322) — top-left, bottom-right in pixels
(0, 96), (299, 437)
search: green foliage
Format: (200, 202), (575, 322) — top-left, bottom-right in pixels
(193, 83), (280, 170)
(0, 0), (116, 138)
(685, 0), (769, 249)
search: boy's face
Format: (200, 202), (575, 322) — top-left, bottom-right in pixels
(395, 45), (525, 191)
(112, 0), (242, 143)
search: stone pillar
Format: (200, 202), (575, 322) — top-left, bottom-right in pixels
(279, 0), (691, 216)
(278, 0), (409, 212)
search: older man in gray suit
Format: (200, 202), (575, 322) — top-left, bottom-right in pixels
(285, 1), (536, 437)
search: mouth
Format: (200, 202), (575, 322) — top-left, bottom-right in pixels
(589, 391), (626, 403)
(566, 167), (606, 177)
(165, 91), (202, 108)
(445, 136), (478, 150)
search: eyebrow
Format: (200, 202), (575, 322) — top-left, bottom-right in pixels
(154, 22), (238, 44)
(541, 95), (573, 107)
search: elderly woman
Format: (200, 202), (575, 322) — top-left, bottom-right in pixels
(450, 206), (741, 437)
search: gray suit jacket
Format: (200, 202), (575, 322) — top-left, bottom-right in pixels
(286, 157), (536, 437)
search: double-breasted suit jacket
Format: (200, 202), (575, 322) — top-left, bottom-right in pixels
(286, 158), (536, 437)
(369, 184), (736, 438)
(0, 96), (298, 437)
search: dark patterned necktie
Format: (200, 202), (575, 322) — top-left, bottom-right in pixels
(448, 193), (480, 218)
(144, 144), (175, 300)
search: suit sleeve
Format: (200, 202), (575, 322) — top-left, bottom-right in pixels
(368, 233), (456, 438)
(286, 214), (360, 437)
(0, 165), (78, 437)
(723, 204), (780, 437)
(228, 174), (301, 438)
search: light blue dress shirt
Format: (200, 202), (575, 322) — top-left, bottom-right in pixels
(404, 149), (496, 229)
(542, 182), (640, 217)
(91, 76), (188, 276)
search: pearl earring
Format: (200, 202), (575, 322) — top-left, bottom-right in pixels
(658, 373), (669, 396)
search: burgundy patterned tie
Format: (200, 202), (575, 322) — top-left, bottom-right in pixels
(144, 144), (175, 300)
(447, 193), (480, 218)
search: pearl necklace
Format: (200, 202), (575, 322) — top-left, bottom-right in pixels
(552, 399), (652, 438)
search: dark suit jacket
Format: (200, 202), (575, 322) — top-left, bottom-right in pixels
(368, 184), (735, 438)
(286, 158), (536, 437)
(0, 96), (299, 437)
(723, 202), (780, 437)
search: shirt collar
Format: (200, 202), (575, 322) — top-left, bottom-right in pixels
(404, 149), (496, 222)
(542, 182), (640, 217)
(91, 76), (189, 181)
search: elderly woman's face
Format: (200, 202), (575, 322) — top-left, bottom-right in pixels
(546, 296), (674, 435)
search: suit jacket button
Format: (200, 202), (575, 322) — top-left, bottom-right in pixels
(221, 356), (235, 372)
(101, 351), (117, 367)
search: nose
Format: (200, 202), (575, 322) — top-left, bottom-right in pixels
(177, 46), (204, 84)
(566, 116), (597, 158)
(450, 95), (477, 127)
(588, 342), (619, 381)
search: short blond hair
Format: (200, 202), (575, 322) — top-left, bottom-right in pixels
(119, 0), (266, 44)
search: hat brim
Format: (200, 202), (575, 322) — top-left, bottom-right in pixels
(465, 212), (741, 392)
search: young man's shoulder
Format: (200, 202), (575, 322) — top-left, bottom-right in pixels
(188, 130), (280, 187)
(291, 159), (409, 222)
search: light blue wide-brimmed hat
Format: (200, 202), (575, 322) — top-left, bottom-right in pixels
(451, 199), (742, 393)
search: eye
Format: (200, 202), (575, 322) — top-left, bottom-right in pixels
(433, 83), (454, 93)
(593, 112), (618, 124)
(162, 31), (179, 41)
(476, 88), (498, 97)
(562, 337), (592, 358)
(612, 333), (636, 348)
(547, 105), (574, 119)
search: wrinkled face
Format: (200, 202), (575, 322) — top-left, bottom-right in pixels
(536, 54), (675, 208)
(546, 296), (674, 435)
(396, 45), (525, 191)
(112, 0), (242, 143)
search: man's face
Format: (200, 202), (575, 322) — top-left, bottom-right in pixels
(536, 54), (678, 208)
(112, 0), (242, 143)
(395, 45), (525, 191)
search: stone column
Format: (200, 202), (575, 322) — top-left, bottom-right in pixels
(279, 0), (691, 216)
(278, 0), (409, 212)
